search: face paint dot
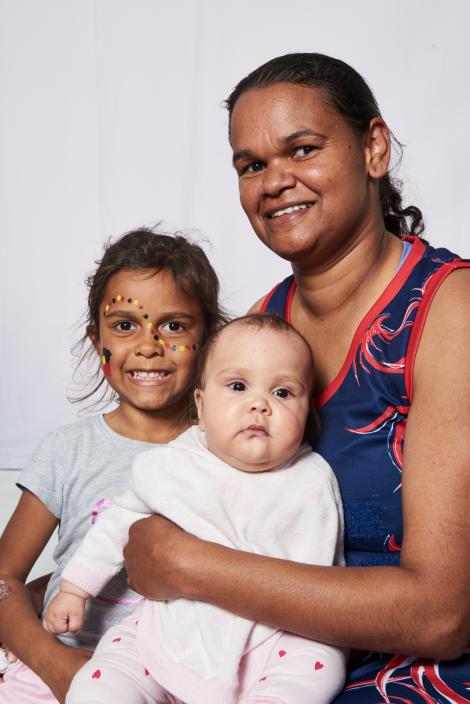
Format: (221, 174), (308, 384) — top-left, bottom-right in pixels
(112, 297), (116, 303)
(133, 299), (138, 306)
(178, 345), (185, 352)
(105, 305), (110, 312)
(165, 342), (170, 350)
(159, 339), (164, 346)
(171, 344), (177, 351)
(127, 298), (132, 303)
(101, 355), (105, 364)
(143, 314), (149, 319)
(153, 335), (159, 341)
(116, 295), (122, 301)
(139, 305), (144, 310)
(146, 322), (152, 329)
(192, 344), (196, 351)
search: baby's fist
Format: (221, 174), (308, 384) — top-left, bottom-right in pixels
(42, 593), (85, 635)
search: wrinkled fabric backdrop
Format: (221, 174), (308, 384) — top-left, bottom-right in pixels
(2, 0), (470, 469)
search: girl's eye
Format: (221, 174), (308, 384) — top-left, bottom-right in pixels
(228, 381), (246, 392)
(273, 387), (291, 399)
(293, 145), (315, 158)
(114, 321), (136, 332)
(161, 321), (184, 333)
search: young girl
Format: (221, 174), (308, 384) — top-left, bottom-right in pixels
(44, 314), (346, 704)
(0, 227), (226, 703)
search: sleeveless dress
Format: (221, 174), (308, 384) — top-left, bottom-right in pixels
(261, 236), (470, 703)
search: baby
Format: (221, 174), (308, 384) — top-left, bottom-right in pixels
(44, 313), (346, 704)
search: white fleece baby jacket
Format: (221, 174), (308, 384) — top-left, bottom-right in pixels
(62, 426), (344, 704)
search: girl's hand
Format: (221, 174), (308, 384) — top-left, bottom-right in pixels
(124, 515), (199, 600)
(42, 593), (86, 635)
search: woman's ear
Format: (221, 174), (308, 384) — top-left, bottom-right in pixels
(365, 117), (391, 179)
(194, 387), (205, 430)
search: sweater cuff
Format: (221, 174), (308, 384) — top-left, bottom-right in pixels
(62, 560), (111, 597)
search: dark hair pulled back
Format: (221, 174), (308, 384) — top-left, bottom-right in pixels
(226, 53), (424, 238)
(72, 226), (227, 408)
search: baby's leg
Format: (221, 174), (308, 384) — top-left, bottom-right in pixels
(240, 632), (347, 704)
(0, 661), (59, 702)
(66, 617), (181, 704)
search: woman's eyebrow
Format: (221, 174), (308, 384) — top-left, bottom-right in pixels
(232, 149), (256, 166)
(281, 128), (327, 144)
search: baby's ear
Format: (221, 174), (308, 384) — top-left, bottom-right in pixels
(194, 387), (205, 429)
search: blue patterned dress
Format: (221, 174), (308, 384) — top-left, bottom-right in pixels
(262, 236), (470, 703)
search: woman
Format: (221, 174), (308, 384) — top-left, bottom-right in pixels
(123, 54), (470, 702)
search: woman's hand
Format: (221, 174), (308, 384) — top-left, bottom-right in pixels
(123, 515), (199, 600)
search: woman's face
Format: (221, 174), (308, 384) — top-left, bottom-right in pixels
(230, 82), (380, 268)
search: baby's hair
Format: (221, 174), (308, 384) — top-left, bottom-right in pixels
(72, 226), (228, 409)
(195, 312), (320, 442)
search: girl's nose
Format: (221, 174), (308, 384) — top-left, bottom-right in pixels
(134, 334), (164, 358)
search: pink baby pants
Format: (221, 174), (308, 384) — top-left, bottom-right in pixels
(0, 661), (59, 703)
(66, 614), (346, 704)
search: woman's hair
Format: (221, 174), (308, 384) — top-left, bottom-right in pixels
(72, 226), (228, 409)
(225, 52), (424, 238)
(195, 312), (320, 442)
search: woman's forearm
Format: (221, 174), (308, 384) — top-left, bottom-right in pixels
(178, 540), (466, 660)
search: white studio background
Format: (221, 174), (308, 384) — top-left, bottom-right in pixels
(2, 0), (470, 470)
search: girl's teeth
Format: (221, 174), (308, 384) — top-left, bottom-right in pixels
(270, 203), (311, 218)
(132, 371), (168, 379)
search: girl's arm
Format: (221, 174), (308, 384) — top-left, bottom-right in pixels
(0, 490), (91, 702)
(124, 269), (470, 661)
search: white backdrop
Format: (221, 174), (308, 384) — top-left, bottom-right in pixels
(2, 0), (470, 467)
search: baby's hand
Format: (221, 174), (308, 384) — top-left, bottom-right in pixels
(42, 581), (89, 635)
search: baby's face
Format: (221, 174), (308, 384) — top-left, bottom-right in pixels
(195, 325), (313, 472)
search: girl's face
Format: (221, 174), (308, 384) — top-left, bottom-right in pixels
(94, 268), (204, 418)
(230, 82), (387, 269)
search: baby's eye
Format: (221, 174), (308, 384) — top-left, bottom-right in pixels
(228, 381), (246, 392)
(114, 321), (136, 332)
(273, 387), (292, 399)
(161, 321), (185, 333)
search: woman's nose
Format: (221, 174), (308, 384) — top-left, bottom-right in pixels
(262, 160), (296, 197)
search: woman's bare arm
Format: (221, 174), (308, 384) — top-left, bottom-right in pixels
(125, 269), (470, 661)
(0, 490), (91, 702)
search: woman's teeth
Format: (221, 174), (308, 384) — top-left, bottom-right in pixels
(269, 203), (312, 218)
(131, 371), (169, 379)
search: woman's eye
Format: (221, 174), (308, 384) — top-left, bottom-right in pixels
(115, 321), (136, 332)
(294, 145), (315, 157)
(242, 161), (265, 175)
(273, 387), (291, 398)
(161, 321), (184, 333)
(228, 381), (246, 392)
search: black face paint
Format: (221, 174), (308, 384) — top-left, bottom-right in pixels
(102, 347), (112, 378)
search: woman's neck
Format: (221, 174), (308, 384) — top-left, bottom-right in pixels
(292, 229), (402, 320)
